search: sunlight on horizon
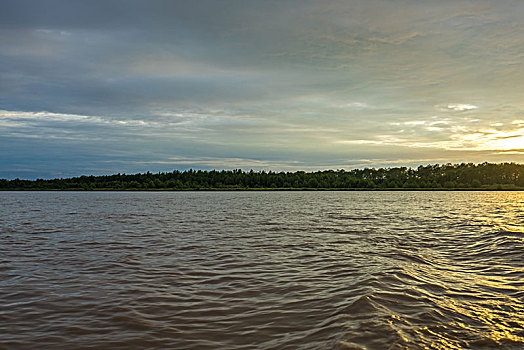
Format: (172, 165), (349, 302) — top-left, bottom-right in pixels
(476, 128), (524, 152)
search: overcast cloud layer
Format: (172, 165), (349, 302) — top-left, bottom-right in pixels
(1, 0), (523, 178)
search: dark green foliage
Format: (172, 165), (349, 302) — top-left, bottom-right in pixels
(1, 162), (523, 190)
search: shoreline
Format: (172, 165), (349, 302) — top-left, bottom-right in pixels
(2, 163), (522, 191)
(2, 187), (523, 191)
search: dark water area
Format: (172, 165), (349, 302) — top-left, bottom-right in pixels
(1, 191), (523, 349)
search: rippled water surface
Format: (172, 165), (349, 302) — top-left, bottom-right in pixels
(1, 191), (523, 349)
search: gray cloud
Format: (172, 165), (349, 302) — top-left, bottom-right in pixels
(1, 0), (524, 178)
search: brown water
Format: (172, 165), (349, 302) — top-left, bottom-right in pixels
(0, 191), (523, 349)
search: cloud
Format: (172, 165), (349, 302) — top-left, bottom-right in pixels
(404, 121), (426, 126)
(2, 1), (524, 178)
(445, 104), (478, 111)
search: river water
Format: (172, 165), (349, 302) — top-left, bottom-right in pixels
(1, 191), (523, 349)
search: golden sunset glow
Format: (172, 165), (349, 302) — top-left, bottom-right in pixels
(477, 128), (524, 151)
(489, 133), (524, 151)
(449, 126), (524, 152)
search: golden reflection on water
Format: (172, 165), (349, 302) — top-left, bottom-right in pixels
(382, 202), (524, 350)
(445, 297), (523, 344)
(500, 224), (524, 233)
(402, 269), (524, 349)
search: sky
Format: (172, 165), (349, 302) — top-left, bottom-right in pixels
(1, 0), (524, 179)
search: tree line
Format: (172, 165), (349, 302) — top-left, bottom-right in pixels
(1, 162), (523, 190)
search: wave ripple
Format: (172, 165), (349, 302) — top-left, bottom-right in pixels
(1, 191), (523, 349)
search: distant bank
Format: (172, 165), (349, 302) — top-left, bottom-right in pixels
(1, 162), (523, 191)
